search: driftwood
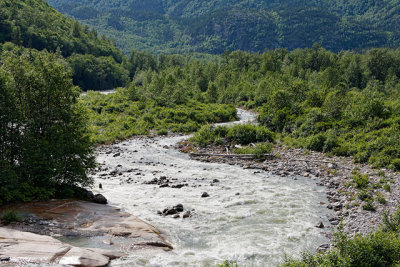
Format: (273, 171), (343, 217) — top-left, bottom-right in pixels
(190, 153), (339, 165)
(280, 158), (335, 164)
(189, 153), (274, 159)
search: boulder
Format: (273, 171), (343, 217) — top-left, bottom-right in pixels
(93, 194), (107, 204)
(59, 247), (109, 267)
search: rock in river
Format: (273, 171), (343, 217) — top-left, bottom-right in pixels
(93, 193), (108, 204)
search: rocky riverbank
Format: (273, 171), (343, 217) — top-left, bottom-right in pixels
(180, 142), (400, 238)
(0, 200), (172, 266)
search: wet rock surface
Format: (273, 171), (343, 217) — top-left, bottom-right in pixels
(0, 200), (172, 265)
(0, 228), (115, 266)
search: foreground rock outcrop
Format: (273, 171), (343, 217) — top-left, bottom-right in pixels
(0, 200), (172, 265)
(0, 228), (115, 266)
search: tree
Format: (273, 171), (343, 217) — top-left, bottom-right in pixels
(0, 48), (95, 204)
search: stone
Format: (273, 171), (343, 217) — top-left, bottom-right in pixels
(87, 248), (125, 260)
(315, 221), (325, 228)
(201, 192), (210, 198)
(212, 179), (220, 183)
(113, 153), (120, 157)
(59, 247), (110, 267)
(163, 208), (177, 216)
(171, 184), (185, 189)
(183, 211), (191, 218)
(173, 214), (180, 219)
(93, 194), (108, 204)
(99, 183), (103, 189)
(174, 204), (184, 212)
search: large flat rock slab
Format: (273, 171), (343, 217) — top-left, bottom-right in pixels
(0, 228), (113, 266)
(0, 200), (172, 263)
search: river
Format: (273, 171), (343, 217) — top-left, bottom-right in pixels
(91, 109), (331, 266)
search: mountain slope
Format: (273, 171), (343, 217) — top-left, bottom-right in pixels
(46, 0), (400, 54)
(0, 0), (123, 61)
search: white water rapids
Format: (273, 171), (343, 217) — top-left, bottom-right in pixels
(90, 109), (331, 266)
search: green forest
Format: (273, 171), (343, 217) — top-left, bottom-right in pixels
(83, 46), (400, 172)
(2, 0), (400, 266)
(46, 0), (400, 54)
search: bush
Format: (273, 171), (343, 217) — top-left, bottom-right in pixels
(217, 260), (238, 267)
(191, 124), (218, 147)
(352, 172), (370, 189)
(282, 207), (400, 267)
(1, 210), (21, 224)
(227, 124), (257, 145)
(235, 143), (273, 159)
(357, 190), (372, 201)
(362, 200), (376, 211)
(227, 124), (274, 145)
(306, 133), (326, 152)
(390, 159), (400, 171)
(384, 183), (391, 192)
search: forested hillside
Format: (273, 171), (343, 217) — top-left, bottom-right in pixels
(0, 0), (128, 91)
(46, 0), (400, 54)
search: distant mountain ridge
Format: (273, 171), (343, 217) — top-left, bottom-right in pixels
(45, 0), (400, 54)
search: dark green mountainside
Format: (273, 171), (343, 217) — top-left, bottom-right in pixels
(46, 0), (400, 54)
(0, 0), (129, 91)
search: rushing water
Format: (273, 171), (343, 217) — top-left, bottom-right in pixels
(91, 110), (331, 266)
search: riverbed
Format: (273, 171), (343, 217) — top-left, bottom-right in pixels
(89, 110), (331, 266)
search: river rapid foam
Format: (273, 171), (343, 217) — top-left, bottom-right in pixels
(91, 109), (331, 266)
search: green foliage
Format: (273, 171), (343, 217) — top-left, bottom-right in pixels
(0, 0), (122, 60)
(191, 124), (275, 147)
(376, 193), (387, 205)
(382, 209), (400, 232)
(0, 48), (95, 204)
(384, 183), (392, 192)
(68, 54), (129, 91)
(234, 143), (274, 159)
(81, 90), (237, 144)
(227, 124), (275, 145)
(47, 0), (400, 54)
(362, 200), (376, 211)
(217, 260), (238, 267)
(352, 172), (370, 189)
(1, 210), (21, 224)
(282, 207), (400, 267)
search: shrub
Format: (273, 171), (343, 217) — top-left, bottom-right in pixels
(357, 190), (372, 201)
(227, 124), (257, 145)
(282, 207), (400, 266)
(191, 124), (216, 147)
(157, 129), (168, 135)
(382, 209), (400, 232)
(384, 183), (391, 192)
(235, 143), (273, 159)
(227, 124), (274, 145)
(376, 193), (387, 205)
(306, 133), (326, 152)
(218, 260), (238, 267)
(362, 200), (376, 211)
(390, 159), (400, 171)
(1, 210), (21, 224)
(352, 172), (369, 189)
